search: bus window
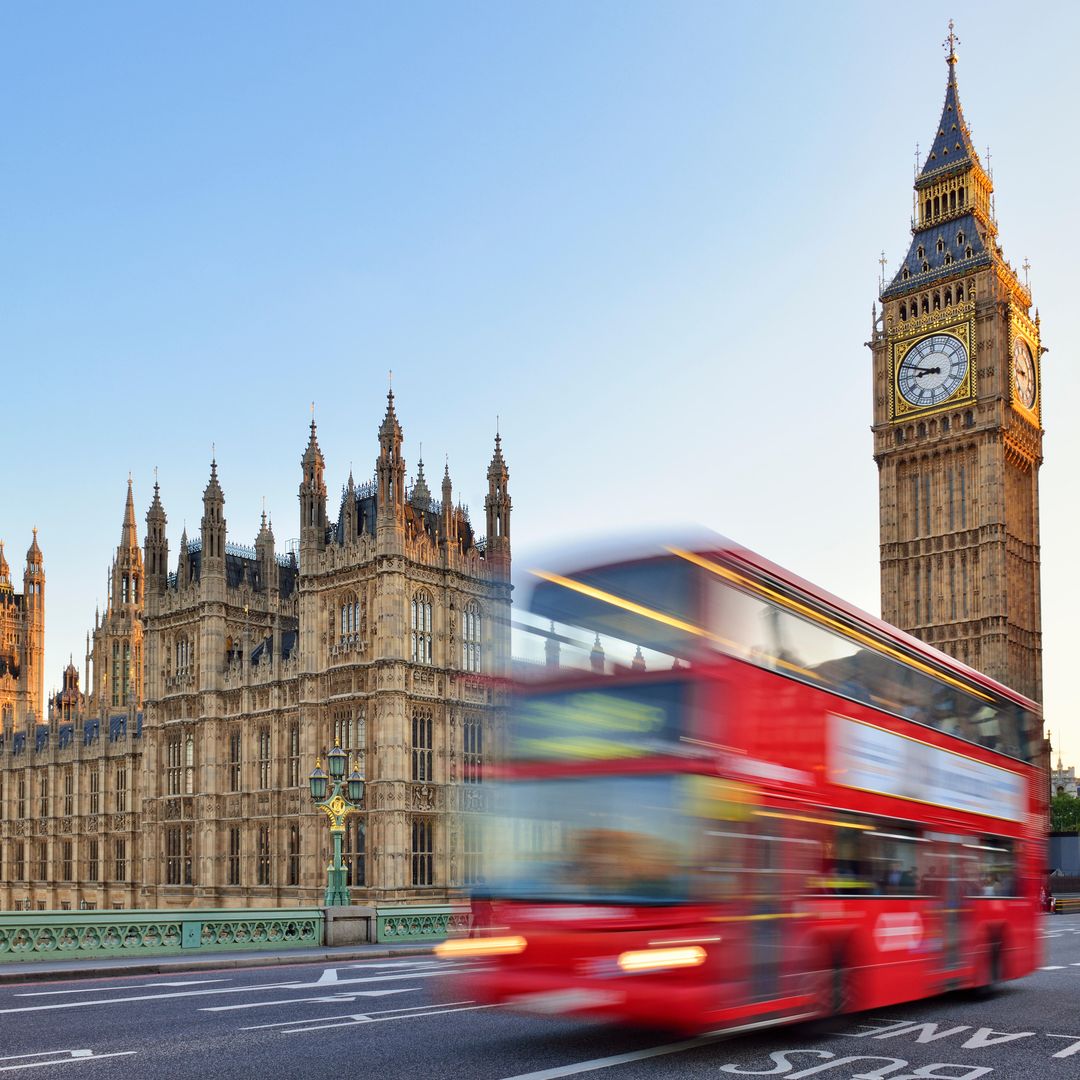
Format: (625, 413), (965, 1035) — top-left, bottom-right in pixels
(710, 575), (1037, 764)
(966, 837), (1017, 897)
(863, 825), (924, 894)
(815, 817), (925, 895)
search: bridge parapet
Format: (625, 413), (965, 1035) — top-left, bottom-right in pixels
(0, 908), (323, 962)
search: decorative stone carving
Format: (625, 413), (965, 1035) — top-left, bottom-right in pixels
(411, 783), (435, 811)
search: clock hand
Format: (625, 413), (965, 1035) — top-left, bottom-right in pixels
(912, 366), (941, 377)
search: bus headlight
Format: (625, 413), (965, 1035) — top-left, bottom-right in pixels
(616, 945), (707, 973)
(435, 935), (528, 959)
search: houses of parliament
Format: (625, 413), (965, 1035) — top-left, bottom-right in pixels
(0, 392), (512, 909)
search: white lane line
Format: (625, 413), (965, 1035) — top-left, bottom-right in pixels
(1041, 965), (1066, 970)
(241, 999), (477, 1029)
(16, 979), (229, 997)
(0, 967), (474, 1015)
(201, 988), (419, 1011)
(276, 1001), (502, 1033)
(0, 1050), (137, 1073)
(495, 1013), (814, 1080)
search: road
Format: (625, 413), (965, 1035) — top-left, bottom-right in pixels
(2, 916), (1078, 1079)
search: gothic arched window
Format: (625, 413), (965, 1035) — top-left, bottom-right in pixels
(185, 735), (195, 794)
(411, 590), (433, 664)
(339, 594), (359, 641)
(899, 303), (907, 321)
(462, 601), (482, 673)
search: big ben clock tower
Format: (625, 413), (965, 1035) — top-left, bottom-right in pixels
(872, 26), (1043, 703)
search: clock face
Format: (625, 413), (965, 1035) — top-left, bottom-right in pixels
(1013, 337), (1036, 409)
(897, 334), (969, 407)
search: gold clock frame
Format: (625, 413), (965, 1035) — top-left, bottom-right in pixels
(1008, 315), (1041, 426)
(889, 319), (976, 422)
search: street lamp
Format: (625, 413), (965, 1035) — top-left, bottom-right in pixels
(308, 744), (365, 906)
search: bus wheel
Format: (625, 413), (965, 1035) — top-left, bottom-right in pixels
(809, 959), (849, 1027)
(974, 937), (1002, 997)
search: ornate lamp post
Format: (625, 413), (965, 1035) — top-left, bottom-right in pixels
(308, 744), (365, 906)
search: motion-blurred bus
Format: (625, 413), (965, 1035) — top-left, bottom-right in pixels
(438, 538), (1045, 1034)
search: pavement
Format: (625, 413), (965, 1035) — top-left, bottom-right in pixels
(0, 940), (435, 985)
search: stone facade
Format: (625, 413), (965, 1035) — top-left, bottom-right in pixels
(0, 393), (510, 910)
(0, 534), (44, 732)
(871, 41), (1042, 704)
(1052, 752), (1077, 798)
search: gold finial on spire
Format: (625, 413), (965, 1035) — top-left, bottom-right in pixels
(944, 18), (959, 63)
(878, 250), (888, 291)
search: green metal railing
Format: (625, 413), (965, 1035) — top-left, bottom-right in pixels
(0, 908), (323, 962)
(375, 905), (471, 943)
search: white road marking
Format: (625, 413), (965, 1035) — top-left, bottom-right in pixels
(1041, 965), (1066, 970)
(495, 1013), (813, 1080)
(0, 1049), (137, 1073)
(275, 1001), (502, 1033)
(241, 999), (477, 1029)
(15, 979), (229, 997)
(0, 966), (476, 1015)
(201, 988), (419, 1011)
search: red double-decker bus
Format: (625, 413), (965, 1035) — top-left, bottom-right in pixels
(438, 538), (1045, 1034)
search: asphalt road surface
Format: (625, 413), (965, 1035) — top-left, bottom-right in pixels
(2, 915), (1078, 1080)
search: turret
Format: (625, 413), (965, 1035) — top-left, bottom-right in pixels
(255, 509), (278, 594)
(22, 529), (44, 722)
(441, 460), (456, 546)
(342, 472), (357, 542)
(111, 478), (143, 610)
(376, 389), (405, 524)
(177, 526), (190, 585)
(201, 458), (226, 570)
(299, 415), (327, 561)
(145, 475), (169, 595)
(484, 431), (511, 572)
(410, 453), (432, 511)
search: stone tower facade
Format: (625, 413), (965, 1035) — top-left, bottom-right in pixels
(871, 34), (1043, 703)
(0, 394), (510, 910)
(0, 533), (45, 732)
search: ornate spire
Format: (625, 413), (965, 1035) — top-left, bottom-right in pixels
(26, 527), (41, 565)
(0, 540), (9, 589)
(917, 21), (984, 186)
(302, 404), (324, 469)
(411, 453), (432, 510)
(121, 476), (139, 550)
(379, 387), (403, 443)
(882, 25), (999, 301)
(203, 456), (224, 503)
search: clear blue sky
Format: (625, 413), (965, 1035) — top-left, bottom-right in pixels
(4, 2), (1080, 756)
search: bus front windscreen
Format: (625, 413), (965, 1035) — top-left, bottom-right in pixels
(484, 774), (695, 905)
